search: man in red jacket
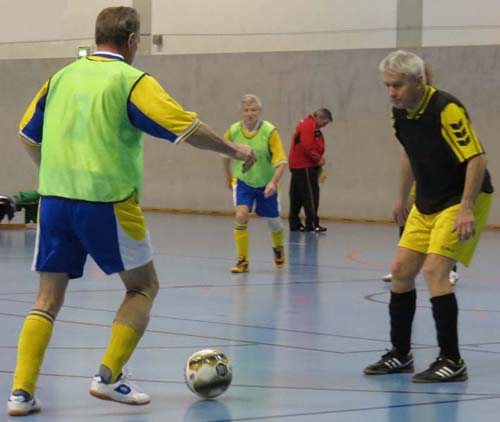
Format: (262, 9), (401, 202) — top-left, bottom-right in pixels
(288, 108), (332, 232)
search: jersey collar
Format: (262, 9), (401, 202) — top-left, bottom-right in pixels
(406, 86), (436, 120)
(91, 51), (125, 61)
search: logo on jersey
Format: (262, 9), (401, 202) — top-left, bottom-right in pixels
(450, 119), (470, 146)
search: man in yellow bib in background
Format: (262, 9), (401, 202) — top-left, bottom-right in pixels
(223, 94), (288, 273)
(8, 6), (255, 416)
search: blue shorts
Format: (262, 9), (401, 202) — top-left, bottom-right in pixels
(32, 196), (153, 279)
(233, 179), (280, 218)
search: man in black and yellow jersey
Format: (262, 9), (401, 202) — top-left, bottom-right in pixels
(364, 50), (493, 383)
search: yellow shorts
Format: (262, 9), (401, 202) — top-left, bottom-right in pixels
(399, 192), (492, 267)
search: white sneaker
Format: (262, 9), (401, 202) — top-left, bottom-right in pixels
(90, 371), (150, 405)
(449, 270), (459, 286)
(382, 273), (392, 282)
(7, 391), (41, 416)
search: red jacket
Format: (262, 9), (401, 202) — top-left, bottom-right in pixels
(288, 115), (325, 169)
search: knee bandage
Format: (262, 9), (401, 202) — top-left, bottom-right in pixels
(267, 217), (283, 233)
(114, 289), (154, 335)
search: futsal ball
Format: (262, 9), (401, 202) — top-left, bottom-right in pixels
(184, 349), (233, 398)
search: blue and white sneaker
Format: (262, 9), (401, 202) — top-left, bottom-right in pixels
(90, 371), (150, 405)
(7, 390), (41, 416)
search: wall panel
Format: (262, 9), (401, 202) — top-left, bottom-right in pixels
(1, 46), (498, 224)
(423, 0), (500, 46)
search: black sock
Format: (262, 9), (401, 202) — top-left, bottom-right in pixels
(430, 293), (460, 361)
(389, 289), (416, 355)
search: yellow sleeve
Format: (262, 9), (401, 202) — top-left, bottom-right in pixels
(269, 130), (287, 167)
(223, 129), (232, 142)
(19, 80), (50, 145)
(129, 75), (200, 144)
(441, 103), (484, 163)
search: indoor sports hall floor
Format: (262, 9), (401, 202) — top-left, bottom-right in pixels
(1, 212), (500, 421)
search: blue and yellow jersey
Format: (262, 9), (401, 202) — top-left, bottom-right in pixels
(19, 52), (200, 148)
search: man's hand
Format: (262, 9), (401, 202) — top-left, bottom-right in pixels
(318, 168), (327, 184)
(392, 198), (409, 227)
(453, 207), (476, 241)
(264, 181), (277, 198)
(234, 144), (256, 173)
(185, 123), (256, 173)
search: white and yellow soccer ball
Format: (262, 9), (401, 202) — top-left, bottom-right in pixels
(184, 349), (233, 398)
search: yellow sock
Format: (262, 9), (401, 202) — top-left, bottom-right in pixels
(271, 229), (284, 248)
(101, 323), (141, 383)
(234, 223), (249, 259)
(12, 310), (54, 395)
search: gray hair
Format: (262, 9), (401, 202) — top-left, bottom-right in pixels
(240, 94), (262, 109)
(379, 50), (427, 84)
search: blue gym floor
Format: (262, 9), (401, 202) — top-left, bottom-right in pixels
(1, 213), (499, 421)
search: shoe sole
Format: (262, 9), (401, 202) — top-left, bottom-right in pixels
(231, 268), (249, 273)
(364, 367), (414, 375)
(89, 389), (151, 405)
(8, 407), (41, 416)
(412, 373), (468, 383)
(274, 259), (285, 268)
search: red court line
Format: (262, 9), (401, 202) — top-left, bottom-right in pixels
(346, 249), (388, 270)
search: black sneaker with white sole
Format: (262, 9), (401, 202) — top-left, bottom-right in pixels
(364, 349), (414, 375)
(412, 356), (468, 383)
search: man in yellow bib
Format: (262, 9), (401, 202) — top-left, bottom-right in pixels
(8, 6), (255, 417)
(223, 95), (288, 273)
(364, 50), (493, 383)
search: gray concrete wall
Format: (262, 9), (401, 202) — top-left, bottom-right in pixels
(1, 45), (498, 224)
(3, 1), (500, 59)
